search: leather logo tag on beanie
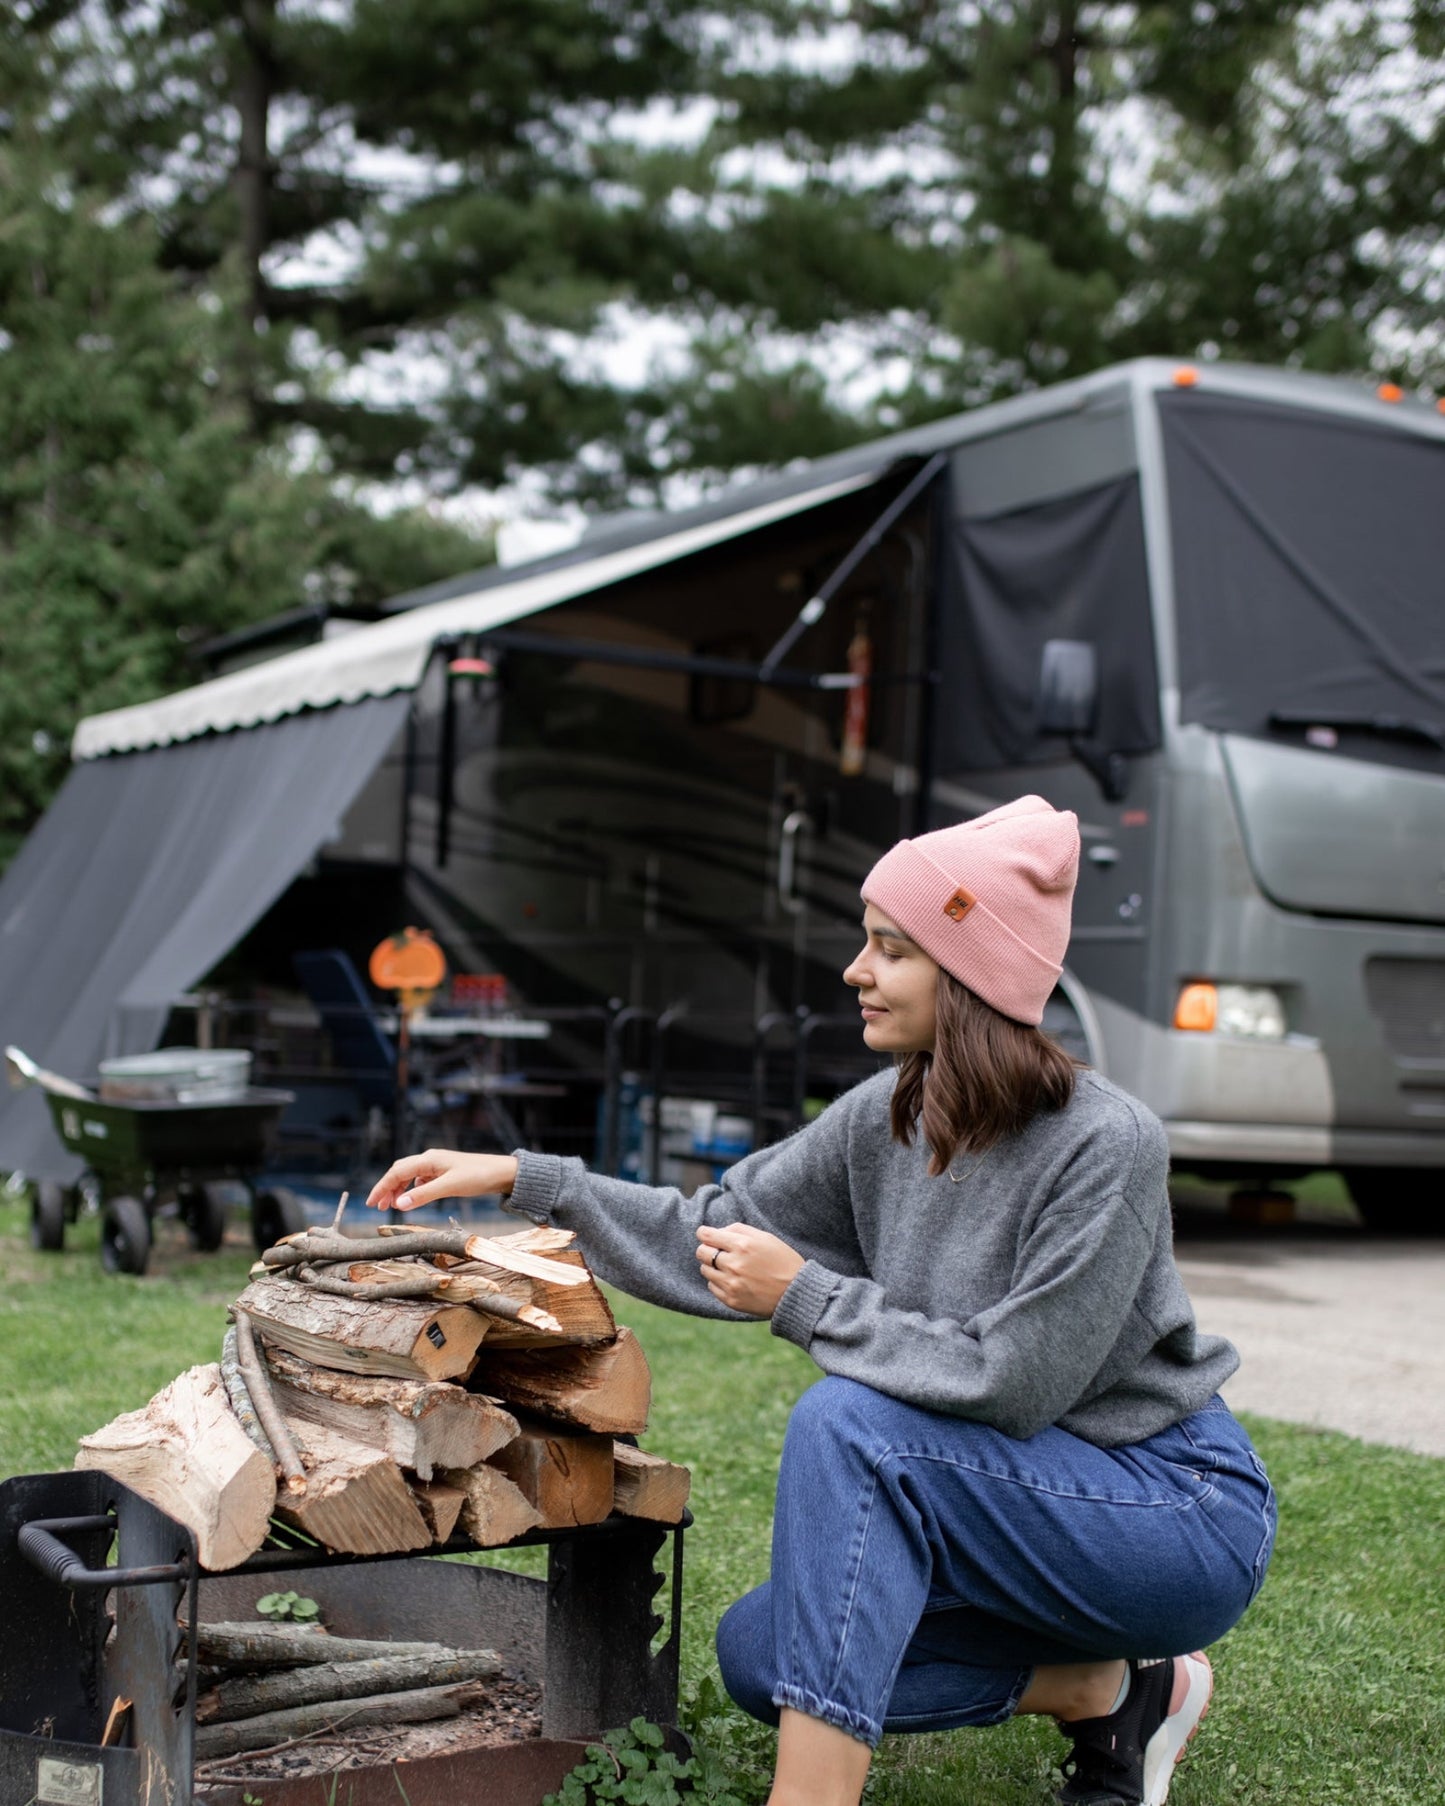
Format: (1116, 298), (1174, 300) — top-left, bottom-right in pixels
(943, 887), (976, 923)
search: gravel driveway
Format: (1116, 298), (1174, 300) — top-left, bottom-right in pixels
(1172, 1190), (1445, 1458)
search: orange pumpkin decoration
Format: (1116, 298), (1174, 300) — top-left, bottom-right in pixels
(369, 927), (448, 1011)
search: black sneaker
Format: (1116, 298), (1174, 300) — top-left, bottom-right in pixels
(1056, 1653), (1213, 1805)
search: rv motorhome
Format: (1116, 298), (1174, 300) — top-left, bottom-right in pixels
(4, 359), (1443, 1230)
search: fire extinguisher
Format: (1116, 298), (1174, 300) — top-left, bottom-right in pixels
(840, 613), (872, 777)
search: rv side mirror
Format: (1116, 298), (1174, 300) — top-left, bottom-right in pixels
(1037, 640), (1099, 739)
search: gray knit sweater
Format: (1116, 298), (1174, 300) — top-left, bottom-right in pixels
(507, 1067), (1239, 1447)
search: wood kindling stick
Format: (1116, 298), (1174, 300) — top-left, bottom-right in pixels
(447, 1286), (561, 1333)
(340, 1259), (565, 1334)
(262, 1228), (470, 1267)
(230, 1307), (308, 1494)
(293, 1264), (450, 1302)
(378, 1224), (590, 1286)
(262, 1226), (588, 1285)
(332, 1189), (349, 1230)
(220, 1324), (278, 1464)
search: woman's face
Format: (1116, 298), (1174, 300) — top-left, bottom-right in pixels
(843, 904), (940, 1055)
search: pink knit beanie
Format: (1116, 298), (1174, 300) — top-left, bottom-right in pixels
(860, 795), (1079, 1025)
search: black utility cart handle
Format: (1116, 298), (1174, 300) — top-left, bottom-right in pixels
(18, 1512), (191, 1589)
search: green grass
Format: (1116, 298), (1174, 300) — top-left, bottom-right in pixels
(1, 1193), (1440, 1802)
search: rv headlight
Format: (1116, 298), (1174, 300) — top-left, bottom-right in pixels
(1174, 983), (1287, 1040)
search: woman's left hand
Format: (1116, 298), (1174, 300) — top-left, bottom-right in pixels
(695, 1224), (805, 1317)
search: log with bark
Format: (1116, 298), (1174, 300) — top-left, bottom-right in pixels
(273, 1423), (432, 1556)
(231, 1307), (308, 1493)
(193, 1681), (490, 1759)
(192, 1623), (455, 1669)
(470, 1325), (650, 1434)
(342, 1259), (562, 1334)
(195, 1647), (502, 1724)
(485, 1416), (616, 1528)
(262, 1345), (519, 1479)
(234, 1274), (486, 1382)
(611, 1442), (692, 1524)
(75, 1364), (276, 1571)
(438, 1462), (544, 1546)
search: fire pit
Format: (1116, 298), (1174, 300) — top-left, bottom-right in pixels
(0, 1468), (684, 1806)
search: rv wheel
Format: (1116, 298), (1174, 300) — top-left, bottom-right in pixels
(1343, 1168), (1435, 1236)
(101, 1195), (151, 1274)
(30, 1180), (66, 1252)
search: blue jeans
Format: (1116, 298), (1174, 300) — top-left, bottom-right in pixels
(717, 1378), (1276, 1748)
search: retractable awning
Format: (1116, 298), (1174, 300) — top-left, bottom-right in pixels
(0, 698), (409, 1178)
(73, 472), (876, 759)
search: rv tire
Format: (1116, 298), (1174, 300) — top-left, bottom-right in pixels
(1343, 1168), (1438, 1236)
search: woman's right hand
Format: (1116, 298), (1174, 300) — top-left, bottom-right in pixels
(365, 1148), (519, 1213)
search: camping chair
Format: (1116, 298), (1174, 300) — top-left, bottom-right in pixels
(291, 948), (525, 1157)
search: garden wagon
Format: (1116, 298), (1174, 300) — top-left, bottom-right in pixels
(5, 1046), (301, 1273)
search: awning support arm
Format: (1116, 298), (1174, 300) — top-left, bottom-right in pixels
(463, 628), (934, 692)
(758, 451), (950, 678)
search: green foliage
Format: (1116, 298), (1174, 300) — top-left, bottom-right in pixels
(255, 1590), (321, 1622)
(8, 0), (1443, 520)
(544, 1714), (754, 1806)
(1, 1), (1442, 846)
(0, 10), (493, 854)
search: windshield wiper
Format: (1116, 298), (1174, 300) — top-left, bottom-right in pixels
(1268, 710), (1445, 751)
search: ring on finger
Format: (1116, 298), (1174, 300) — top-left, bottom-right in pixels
(710, 1246), (722, 1268)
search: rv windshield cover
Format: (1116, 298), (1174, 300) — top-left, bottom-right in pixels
(1163, 391), (1445, 772)
(936, 473), (1162, 773)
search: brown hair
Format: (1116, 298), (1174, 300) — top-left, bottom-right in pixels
(890, 969), (1080, 1174)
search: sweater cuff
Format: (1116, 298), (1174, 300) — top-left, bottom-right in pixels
(770, 1259), (838, 1348)
(505, 1150), (565, 1223)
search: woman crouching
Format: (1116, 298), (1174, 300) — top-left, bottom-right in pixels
(366, 796), (1276, 1806)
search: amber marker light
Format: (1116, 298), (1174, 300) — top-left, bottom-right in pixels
(1174, 982), (1218, 1032)
(1377, 382), (1403, 403)
(1173, 366), (1200, 388)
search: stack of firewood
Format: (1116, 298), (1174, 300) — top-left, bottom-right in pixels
(187, 1619), (508, 1761)
(75, 1216), (691, 1572)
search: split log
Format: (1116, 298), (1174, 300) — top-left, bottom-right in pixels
(263, 1345), (519, 1480)
(485, 1416), (615, 1528)
(274, 1423), (431, 1556)
(234, 1274), (485, 1382)
(471, 1326), (650, 1434)
(193, 1623), (453, 1670)
(438, 1463), (544, 1547)
(346, 1260), (564, 1335)
(611, 1443), (692, 1524)
(439, 1251), (616, 1349)
(195, 1647), (501, 1724)
(193, 1681), (489, 1760)
(75, 1364), (275, 1571)
(412, 1478), (467, 1544)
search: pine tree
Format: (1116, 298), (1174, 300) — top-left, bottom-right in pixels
(0, 11), (489, 862)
